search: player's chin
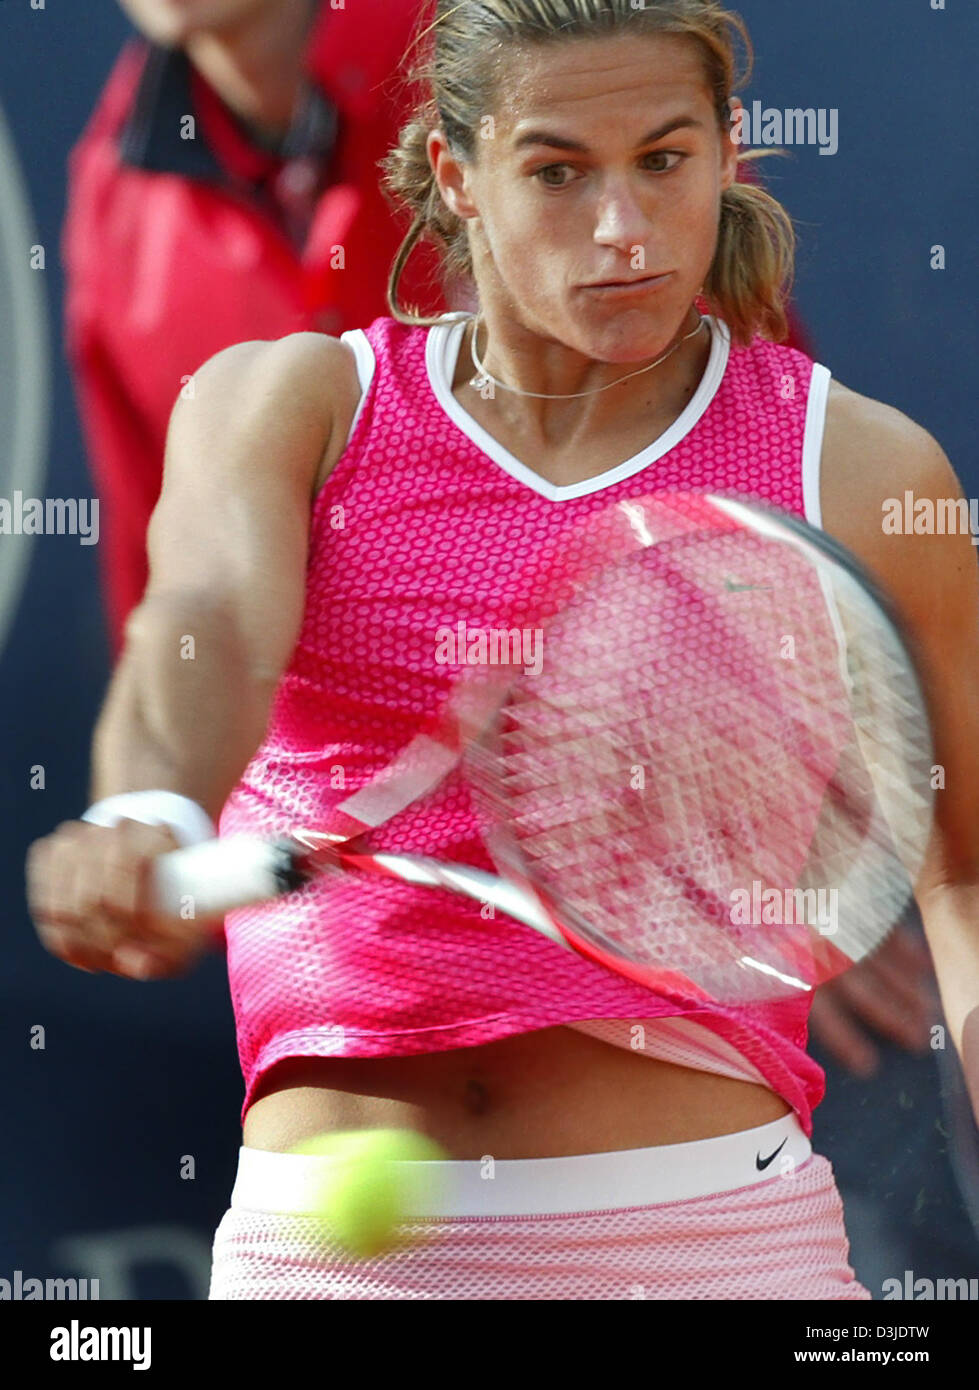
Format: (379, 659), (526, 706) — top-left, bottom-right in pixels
(570, 296), (687, 363)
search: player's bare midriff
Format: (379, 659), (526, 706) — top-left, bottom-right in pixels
(242, 1028), (792, 1157)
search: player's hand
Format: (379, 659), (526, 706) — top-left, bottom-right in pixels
(808, 924), (936, 1076)
(25, 818), (210, 979)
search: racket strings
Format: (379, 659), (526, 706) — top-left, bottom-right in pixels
(466, 517), (933, 1001)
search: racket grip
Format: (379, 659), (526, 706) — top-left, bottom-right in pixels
(150, 836), (301, 918)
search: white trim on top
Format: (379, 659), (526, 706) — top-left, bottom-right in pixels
(425, 313), (732, 501)
(799, 362), (850, 692)
(802, 362), (833, 529)
(337, 328), (377, 453)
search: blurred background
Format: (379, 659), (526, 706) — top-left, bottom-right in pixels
(1, 0), (976, 1299)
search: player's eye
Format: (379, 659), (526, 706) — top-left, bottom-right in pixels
(534, 164), (578, 188)
(642, 150), (686, 173)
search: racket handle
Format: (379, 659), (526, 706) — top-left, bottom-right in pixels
(150, 836), (302, 918)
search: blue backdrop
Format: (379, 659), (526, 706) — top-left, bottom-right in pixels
(1, 0), (976, 1299)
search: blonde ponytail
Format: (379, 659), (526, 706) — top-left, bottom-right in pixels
(705, 158), (796, 345)
(380, 110), (470, 326)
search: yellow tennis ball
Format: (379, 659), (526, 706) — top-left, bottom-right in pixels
(290, 1128), (447, 1258)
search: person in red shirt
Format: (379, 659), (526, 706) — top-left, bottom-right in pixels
(63, 0), (448, 656)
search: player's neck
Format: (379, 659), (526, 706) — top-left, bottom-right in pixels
(184, 0), (317, 141)
(453, 307), (713, 451)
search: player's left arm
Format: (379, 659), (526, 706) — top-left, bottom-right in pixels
(820, 381), (979, 1120)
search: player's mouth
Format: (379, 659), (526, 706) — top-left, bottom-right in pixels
(580, 272), (674, 297)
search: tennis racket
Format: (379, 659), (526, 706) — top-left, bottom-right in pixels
(150, 491), (935, 1006)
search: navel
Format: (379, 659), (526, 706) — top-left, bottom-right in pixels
(462, 1079), (491, 1116)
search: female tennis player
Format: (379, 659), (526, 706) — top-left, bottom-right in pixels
(26, 0), (979, 1300)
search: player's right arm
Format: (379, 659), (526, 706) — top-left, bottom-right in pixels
(25, 332), (355, 979)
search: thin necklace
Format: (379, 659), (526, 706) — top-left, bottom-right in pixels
(468, 312), (707, 400)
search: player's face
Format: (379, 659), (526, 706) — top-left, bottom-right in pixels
(115, 0), (277, 46)
(447, 34), (738, 362)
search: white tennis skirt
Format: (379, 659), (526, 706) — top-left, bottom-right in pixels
(208, 1113), (870, 1300)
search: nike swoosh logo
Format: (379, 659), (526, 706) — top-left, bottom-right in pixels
(724, 578), (775, 593)
(756, 1137), (788, 1171)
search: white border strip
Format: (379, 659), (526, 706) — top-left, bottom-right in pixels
(336, 329), (377, 453)
(229, 1113), (811, 1217)
(802, 363), (832, 529)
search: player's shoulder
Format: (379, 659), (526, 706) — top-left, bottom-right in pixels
(821, 380), (959, 536)
(157, 333), (361, 503)
(820, 380), (966, 606)
(193, 332), (361, 430)
(187, 333), (363, 497)
(823, 380), (955, 498)
(198, 330), (356, 384)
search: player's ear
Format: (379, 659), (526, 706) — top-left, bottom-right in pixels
(720, 98), (742, 192)
(428, 129), (479, 221)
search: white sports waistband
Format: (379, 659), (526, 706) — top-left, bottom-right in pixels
(230, 1113), (811, 1218)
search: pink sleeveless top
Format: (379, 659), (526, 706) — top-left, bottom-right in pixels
(219, 311), (834, 1134)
